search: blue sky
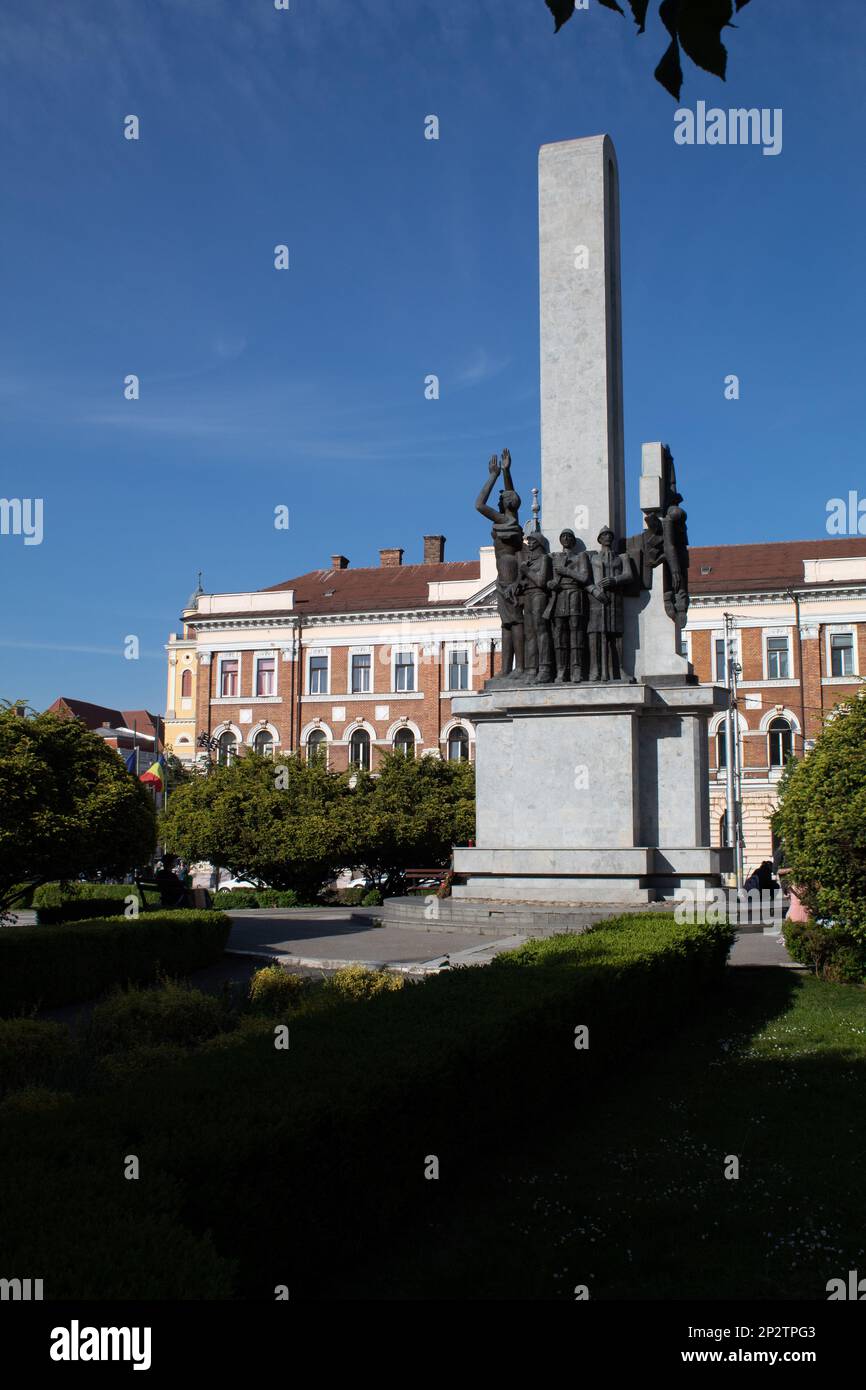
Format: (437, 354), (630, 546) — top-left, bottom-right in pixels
(1, 0), (864, 713)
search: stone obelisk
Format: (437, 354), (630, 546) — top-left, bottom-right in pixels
(538, 135), (625, 550)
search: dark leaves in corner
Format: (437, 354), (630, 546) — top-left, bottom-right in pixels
(546, 0), (752, 99)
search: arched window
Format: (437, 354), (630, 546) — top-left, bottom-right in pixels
(447, 726), (469, 762)
(217, 731), (237, 766)
(180, 668), (192, 698)
(394, 727), (415, 758)
(768, 717), (793, 768)
(716, 731), (727, 769)
(253, 729), (274, 758)
(349, 728), (371, 771)
(306, 729), (327, 764)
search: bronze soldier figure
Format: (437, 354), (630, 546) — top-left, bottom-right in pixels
(475, 448), (525, 682)
(516, 532), (554, 683)
(546, 528), (590, 682)
(586, 526), (635, 682)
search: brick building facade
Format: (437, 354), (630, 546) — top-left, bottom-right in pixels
(165, 535), (866, 876)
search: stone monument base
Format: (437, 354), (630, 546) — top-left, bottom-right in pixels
(450, 680), (732, 907)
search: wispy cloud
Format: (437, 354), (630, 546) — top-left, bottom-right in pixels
(456, 347), (510, 388)
(0, 640), (163, 659)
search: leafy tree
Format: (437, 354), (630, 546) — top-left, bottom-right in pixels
(0, 710), (157, 916)
(772, 693), (866, 940)
(546, 0), (753, 99)
(348, 751), (475, 893)
(161, 753), (354, 900)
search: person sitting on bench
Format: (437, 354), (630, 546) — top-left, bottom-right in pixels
(154, 855), (191, 908)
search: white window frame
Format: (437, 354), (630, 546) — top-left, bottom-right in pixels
(253, 651), (278, 699)
(764, 629), (792, 681)
(348, 645), (373, 695)
(392, 644), (417, 694)
(826, 627), (857, 679)
(444, 641), (472, 693)
(217, 652), (240, 699)
(307, 648), (330, 696)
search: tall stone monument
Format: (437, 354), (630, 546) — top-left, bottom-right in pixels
(539, 136), (625, 552)
(449, 135), (731, 907)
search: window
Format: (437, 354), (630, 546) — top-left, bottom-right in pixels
(767, 635), (790, 680)
(716, 731), (727, 769)
(394, 650), (415, 692)
(349, 728), (371, 771)
(678, 630), (689, 660)
(830, 632), (855, 677)
(768, 717), (793, 768)
(714, 638), (726, 683)
(306, 729), (327, 763)
(447, 726), (469, 762)
(351, 652), (371, 693)
(253, 729), (274, 757)
(256, 656), (276, 697)
(309, 654), (328, 694)
(220, 658), (238, 698)
(217, 731), (237, 766)
(448, 647), (469, 691)
(394, 727), (415, 758)
(180, 668), (192, 698)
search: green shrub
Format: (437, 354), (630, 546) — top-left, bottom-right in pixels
(0, 1086), (76, 1118)
(0, 911), (231, 1015)
(255, 889), (300, 908)
(361, 888), (383, 907)
(96, 1043), (190, 1086)
(340, 886), (367, 906)
(33, 881), (162, 924)
(0, 912), (731, 1298)
(329, 964), (406, 1000)
(213, 888), (259, 909)
(783, 920), (866, 984)
(773, 692), (866, 940)
(85, 980), (234, 1055)
(0, 1018), (73, 1096)
(247, 966), (308, 1015)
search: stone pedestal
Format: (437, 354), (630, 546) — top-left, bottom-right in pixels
(451, 682), (732, 905)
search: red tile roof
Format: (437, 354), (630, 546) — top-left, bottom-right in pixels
(191, 538), (866, 623)
(260, 560), (481, 616)
(47, 698), (162, 737)
(688, 537), (866, 595)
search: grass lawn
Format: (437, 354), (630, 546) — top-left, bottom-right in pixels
(338, 967), (866, 1300)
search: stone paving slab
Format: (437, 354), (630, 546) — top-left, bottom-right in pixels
(226, 910), (508, 969)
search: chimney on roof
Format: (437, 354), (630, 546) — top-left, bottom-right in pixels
(330, 554), (349, 570)
(379, 548), (403, 567)
(423, 535), (446, 564)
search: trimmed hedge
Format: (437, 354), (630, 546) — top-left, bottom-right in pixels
(0, 912), (732, 1296)
(33, 881), (163, 924)
(0, 1019), (72, 1097)
(212, 888), (301, 909)
(0, 911), (231, 1015)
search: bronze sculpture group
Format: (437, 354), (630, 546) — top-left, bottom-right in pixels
(476, 448), (689, 686)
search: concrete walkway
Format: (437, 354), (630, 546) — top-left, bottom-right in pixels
(225, 908), (523, 972)
(728, 927), (803, 968)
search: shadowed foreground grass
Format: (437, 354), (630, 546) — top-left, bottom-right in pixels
(338, 968), (866, 1300)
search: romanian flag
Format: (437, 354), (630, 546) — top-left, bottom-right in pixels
(139, 760), (164, 790)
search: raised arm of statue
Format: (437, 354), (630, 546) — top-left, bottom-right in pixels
(475, 454), (502, 523)
(500, 446), (515, 494)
